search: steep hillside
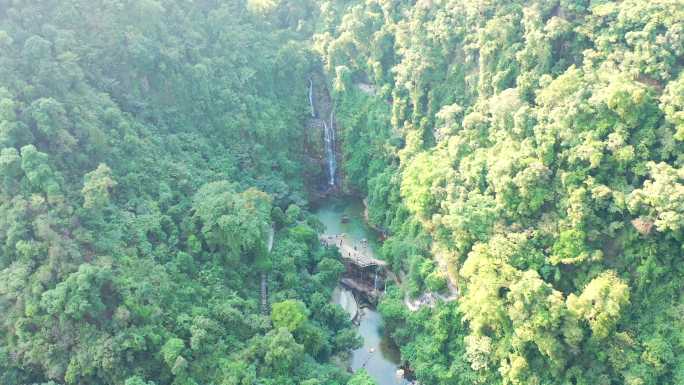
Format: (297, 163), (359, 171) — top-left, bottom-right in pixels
(318, 1), (684, 384)
(0, 1), (367, 384)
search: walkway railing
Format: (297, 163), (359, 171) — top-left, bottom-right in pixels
(320, 234), (387, 268)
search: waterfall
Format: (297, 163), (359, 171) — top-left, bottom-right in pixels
(308, 78), (315, 117)
(310, 77), (337, 187)
(328, 109), (337, 186)
(323, 119), (337, 186)
(374, 271), (378, 291)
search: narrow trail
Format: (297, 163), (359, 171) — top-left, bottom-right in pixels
(403, 274), (459, 312)
(261, 226), (275, 315)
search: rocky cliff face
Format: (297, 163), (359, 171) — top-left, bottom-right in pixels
(307, 73), (340, 194)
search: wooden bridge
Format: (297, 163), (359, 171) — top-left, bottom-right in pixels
(320, 234), (387, 299)
(320, 234), (387, 268)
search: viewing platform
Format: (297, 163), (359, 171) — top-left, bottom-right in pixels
(320, 234), (388, 268)
(320, 233), (388, 301)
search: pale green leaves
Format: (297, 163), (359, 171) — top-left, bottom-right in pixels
(567, 271), (630, 339)
(40, 264), (112, 320)
(661, 73), (684, 140)
(161, 338), (185, 369)
(263, 327), (305, 375)
(271, 299), (308, 333)
(192, 182), (272, 258)
(247, 0), (280, 16)
(82, 164), (116, 210)
(628, 162), (684, 234)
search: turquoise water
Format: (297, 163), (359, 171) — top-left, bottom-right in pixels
(314, 197), (382, 253)
(315, 197), (409, 385)
(351, 307), (409, 385)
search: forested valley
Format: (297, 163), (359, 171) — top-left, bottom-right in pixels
(0, 1), (683, 385)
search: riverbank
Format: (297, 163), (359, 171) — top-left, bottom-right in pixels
(351, 305), (409, 385)
(331, 284), (409, 385)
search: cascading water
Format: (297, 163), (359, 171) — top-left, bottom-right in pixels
(325, 110), (337, 186)
(374, 271), (379, 291)
(308, 78), (315, 118)
(309, 77), (337, 187)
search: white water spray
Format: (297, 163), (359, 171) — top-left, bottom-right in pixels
(323, 118), (337, 186)
(310, 77), (337, 187)
(374, 271), (378, 291)
(308, 78), (315, 117)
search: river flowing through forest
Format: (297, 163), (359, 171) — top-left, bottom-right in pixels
(315, 198), (410, 385)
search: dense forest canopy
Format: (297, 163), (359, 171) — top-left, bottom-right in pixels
(319, 1), (684, 384)
(0, 1), (367, 384)
(0, 0), (683, 385)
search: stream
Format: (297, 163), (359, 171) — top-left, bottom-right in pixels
(315, 197), (409, 385)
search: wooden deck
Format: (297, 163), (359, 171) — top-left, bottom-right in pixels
(320, 234), (388, 268)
